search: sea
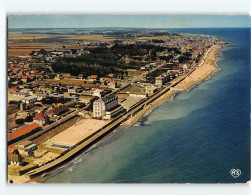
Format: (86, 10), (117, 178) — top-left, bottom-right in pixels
(44, 28), (250, 183)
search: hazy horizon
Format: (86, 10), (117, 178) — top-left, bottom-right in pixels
(8, 15), (250, 29)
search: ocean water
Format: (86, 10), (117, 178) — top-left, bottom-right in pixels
(44, 28), (250, 183)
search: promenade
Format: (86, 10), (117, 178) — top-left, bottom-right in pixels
(12, 44), (220, 180)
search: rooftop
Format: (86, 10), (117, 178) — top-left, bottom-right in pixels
(8, 123), (40, 142)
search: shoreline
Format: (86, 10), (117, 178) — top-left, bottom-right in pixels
(9, 44), (223, 184)
(123, 45), (221, 126)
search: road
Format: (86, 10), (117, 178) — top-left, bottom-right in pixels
(26, 44), (217, 177)
(8, 103), (90, 146)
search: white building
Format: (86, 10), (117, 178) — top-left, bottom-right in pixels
(145, 86), (158, 94)
(68, 88), (80, 93)
(93, 94), (119, 119)
(22, 96), (37, 104)
(92, 89), (105, 98)
(155, 75), (166, 87)
(13, 92), (29, 97)
(37, 94), (47, 101)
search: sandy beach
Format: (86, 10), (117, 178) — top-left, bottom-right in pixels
(8, 45), (222, 184)
(123, 45), (221, 126)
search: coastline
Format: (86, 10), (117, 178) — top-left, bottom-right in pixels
(10, 44), (222, 184)
(123, 45), (221, 126)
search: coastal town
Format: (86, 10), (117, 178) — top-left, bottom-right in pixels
(7, 28), (227, 183)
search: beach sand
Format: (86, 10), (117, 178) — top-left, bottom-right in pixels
(123, 45), (221, 126)
(8, 45), (221, 183)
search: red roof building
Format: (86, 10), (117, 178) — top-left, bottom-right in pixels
(89, 75), (98, 79)
(173, 66), (183, 71)
(12, 69), (19, 73)
(8, 145), (18, 154)
(33, 111), (48, 120)
(8, 123), (40, 144)
(33, 111), (49, 126)
(47, 105), (69, 116)
(10, 87), (19, 92)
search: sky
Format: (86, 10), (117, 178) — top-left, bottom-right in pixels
(8, 15), (250, 28)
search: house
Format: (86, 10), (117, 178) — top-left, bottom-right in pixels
(44, 88), (53, 94)
(181, 64), (189, 70)
(12, 69), (19, 74)
(93, 94), (119, 119)
(47, 105), (69, 116)
(13, 92), (29, 97)
(145, 86), (158, 94)
(155, 74), (168, 87)
(17, 140), (38, 156)
(8, 153), (24, 166)
(33, 111), (50, 126)
(8, 145), (19, 154)
(92, 89), (105, 98)
(37, 94), (47, 101)
(168, 70), (179, 80)
(88, 75), (98, 81)
(9, 87), (20, 93)
(107, 81), (118, 89)
(173, 66), (183, 72)
(24, 64), (30, 69)
(78, 74), (84, 79)
(107, 73), (114, 78)
(54, 75), (63, 80)
(68, 88), (80, 93)
(21, 76), (29, 83)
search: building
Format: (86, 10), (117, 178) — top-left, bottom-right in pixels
(129, 92), (147, 98)
(88, 75), (98, 81)
(22, 96), (37, 104)
(21, 76), (28, 83)
(37, 94), (47, 101)
(8, 153), (24, 166)
(155, 74), (168, 87)
(93, 94), (119, 119)
(13, 92), (29, 97)
(92, 89), (105, 98)
(8, 145), (19, 154)
(107, 81), (118, 89)
(44, 88), (53, 94)
(68, 88), (80, 93)
(17, 141), (38, 156)
(8, 123), (40, 144)
(47, 105), (69, 116)
(145, 86), (158, 94)
(33, 111), (50, 126)
(104, 105), (124, 120)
